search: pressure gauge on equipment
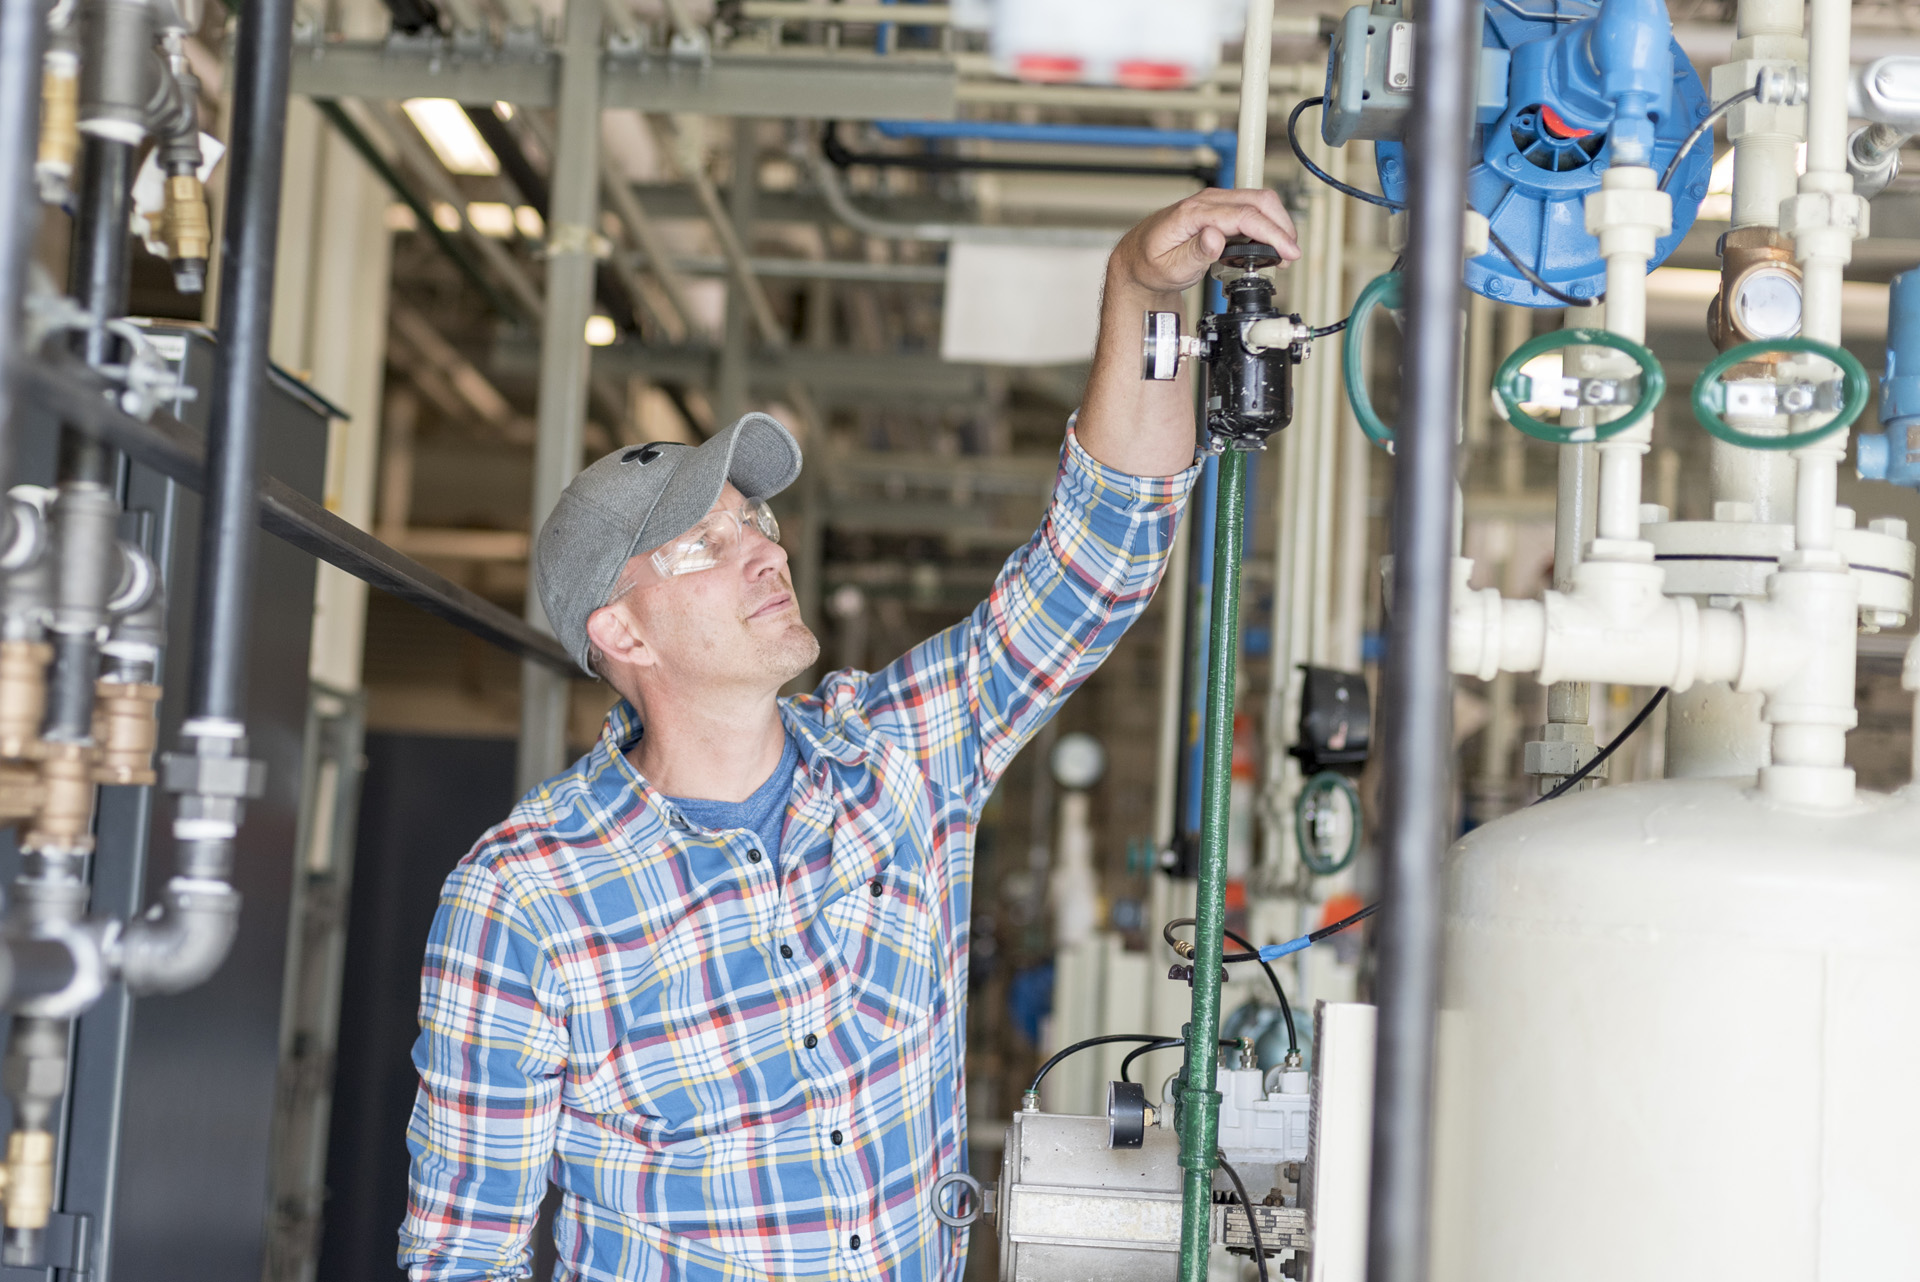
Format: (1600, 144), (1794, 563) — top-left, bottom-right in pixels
(1730, 266), (1803, 341)
(1049, 732), (1107, 790)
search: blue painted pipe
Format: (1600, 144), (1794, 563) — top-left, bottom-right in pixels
(1859, 268), (1920, 488)
(875, 119), (1238, 161)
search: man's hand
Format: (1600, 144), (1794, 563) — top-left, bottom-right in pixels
(1107, 187), (1302, 302)
(1076, 188), (1303, 478)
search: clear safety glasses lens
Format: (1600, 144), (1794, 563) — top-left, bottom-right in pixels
(647, 497), (781, 580)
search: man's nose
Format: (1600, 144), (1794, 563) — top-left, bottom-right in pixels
(742, 526), (787, 578)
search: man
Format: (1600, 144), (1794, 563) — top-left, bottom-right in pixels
(401, 188), (1299, 1281)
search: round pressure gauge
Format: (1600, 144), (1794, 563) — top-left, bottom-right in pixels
(1731, 266), (1803, 341)
(1049, 732), (1107, 790)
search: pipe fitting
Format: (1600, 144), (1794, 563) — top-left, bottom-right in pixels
(1846, 122), (1907, 200)
(112, 876), (241, 995)
(90, 680), (158, 785)
(75, 0), (157, 146)
(34, 49), (78, 205)
(156, 172), (209, 293)
(0, 1014), (66, 1256)
(23, 741), (95, 855)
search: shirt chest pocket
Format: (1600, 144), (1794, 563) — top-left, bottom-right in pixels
(819, 856), (939, 1048)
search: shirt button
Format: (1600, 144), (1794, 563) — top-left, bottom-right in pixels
(869, 879), (883, 897)
(780, 944), (793, 959)
(804, 1033), (818, 1049)
(849, 1234), (861, 1249)
(830, 1129), (844, 1145)
(748, 849), (762, 863)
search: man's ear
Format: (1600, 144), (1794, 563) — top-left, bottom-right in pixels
(585, 601), (652, 672)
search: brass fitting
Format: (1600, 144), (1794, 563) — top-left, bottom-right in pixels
(91, 680), (159, 786)
(0, 642), (50, 763)
(1707, 226), (1803, 375)
(34, 56), (77, 202)
(1, 1130), (52, 1231)
(24, 743), (97, 855)
(0, 764), (44, 824)
(158, 173), (210, 265)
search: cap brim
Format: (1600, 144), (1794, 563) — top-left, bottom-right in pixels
(629, 411), (803, 561)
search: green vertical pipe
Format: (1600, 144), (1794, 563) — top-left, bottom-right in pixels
(1176, 446), (1248, 1280)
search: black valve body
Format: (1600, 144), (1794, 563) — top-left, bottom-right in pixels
(1200, 272), (1303, 448)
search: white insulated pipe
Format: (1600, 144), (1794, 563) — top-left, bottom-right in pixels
(1586, 166), (1670, 551)
(1236, 0), (1274, 189)
(1722, 0), (1806, 230)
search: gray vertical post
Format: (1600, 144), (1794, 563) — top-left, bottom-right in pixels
(714, 118), (757, 426)
(517, 0), (602, 792)
(0, 0), (46, 505)
(1366, 0), (1476, 1278)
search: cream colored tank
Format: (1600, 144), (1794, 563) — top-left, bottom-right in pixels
(1431, 776), (1920, 1281)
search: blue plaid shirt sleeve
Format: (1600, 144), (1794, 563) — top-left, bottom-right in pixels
(860, 424), (1198, 808)
(401, 856), (572, 1280)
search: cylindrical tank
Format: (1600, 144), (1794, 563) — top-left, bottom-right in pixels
(1432, 776), (1920, 1281)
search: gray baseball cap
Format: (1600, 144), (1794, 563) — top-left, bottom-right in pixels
(533, 411), (803, 673)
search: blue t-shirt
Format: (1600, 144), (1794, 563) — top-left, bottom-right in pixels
(663, 734), (798, 863)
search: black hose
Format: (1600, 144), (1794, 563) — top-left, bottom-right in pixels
(1224, 926), (1296, 1058)
(1027, 1034), (1170, 1095)
(188, 0), (295, 725)
(1660, 87), (1758, 193)
(1216, 1149), (1270, 1282)
(1309, 900), (1380, 943)
(1119, 1037), (1184, 1084)
(1287, 98), (1405, 211)
(1369, 0), (1474, 1268)
(1532, 687), (1669, 805)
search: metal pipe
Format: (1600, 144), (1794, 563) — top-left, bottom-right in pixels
(1176, 6), (1272, 1278)
(1176, 450), (1247, 1282)
(187, 0), (293, 726)
(1367, 0), (1474, 1279)
(0, 0), (47, 515)
(126, 0), (299, 999)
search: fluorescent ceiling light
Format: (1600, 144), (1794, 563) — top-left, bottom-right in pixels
(585, 315), (618, 346)
(466, 201), (517, 238)
(402, 98), (499, 176)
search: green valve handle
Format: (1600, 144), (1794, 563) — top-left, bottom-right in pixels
(1493, 328), (1666, 445)
(1295, 771), (1361, 876)
(1342, 271), (1402, 453)
(1690, 337), (1870, 452)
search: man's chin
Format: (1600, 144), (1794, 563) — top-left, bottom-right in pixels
(764, 620), (822, 685)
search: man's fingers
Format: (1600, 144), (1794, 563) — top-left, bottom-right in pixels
(1164, 188), (1302, 263)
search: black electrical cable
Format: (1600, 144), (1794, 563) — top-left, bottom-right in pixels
(1308, 899), (1380, 943)
(1119, 1037), (1184, 1083)
(1216, 1149), (1271, 1282)
(1310, 318), (1350, 337)
(1486, 225), (1597, 307)
(1287, 98), (1407, 211)
(1224, 926), (1296, 1057)
(1027, 1034), (1171, 1095)
(1532, 686), (1669, 805)
(1660, 86), (1759, 193)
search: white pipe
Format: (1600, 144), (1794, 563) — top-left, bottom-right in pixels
(1584, 166), (1669, 551)
(1236, 0), (1274, 189)
(1152, 516), (1190, 852)
(1720, 0), (1806, 230)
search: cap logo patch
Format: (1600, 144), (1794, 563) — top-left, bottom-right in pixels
(621, 443), (668, 465)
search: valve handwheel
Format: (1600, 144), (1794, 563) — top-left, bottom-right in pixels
(1691, 337), (1869, 451)
(1494, 329), (1667, 445)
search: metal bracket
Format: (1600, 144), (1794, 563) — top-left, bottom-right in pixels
(1723, 378), (1845, 417)
(0, 1211), (93, 1279)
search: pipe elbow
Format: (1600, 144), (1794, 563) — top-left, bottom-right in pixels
(111, 878), (239, 996)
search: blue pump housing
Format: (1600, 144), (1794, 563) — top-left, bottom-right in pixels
(1375, 0), (1712, 307)
(1856, 270), (1920, 489)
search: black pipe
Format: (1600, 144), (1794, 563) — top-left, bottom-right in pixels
(1366, 0), (1475, 1278)
(822, 121), (1215, 186)
(0, 0), (47, 510)
(186, 0), (294, 724)
(65, 137), (135, 490)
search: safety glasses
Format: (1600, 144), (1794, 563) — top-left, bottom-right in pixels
(610, 497), (782, 601)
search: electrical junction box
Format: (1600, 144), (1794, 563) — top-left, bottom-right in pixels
(1323, 1), (1511, 145)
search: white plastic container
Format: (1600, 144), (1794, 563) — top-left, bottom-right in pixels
(1432, 777), (1920, 1281)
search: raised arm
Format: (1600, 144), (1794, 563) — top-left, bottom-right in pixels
(1075, 187), (1300, 478)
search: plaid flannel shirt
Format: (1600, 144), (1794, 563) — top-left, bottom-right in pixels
(400, 427), (1197, 1281)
